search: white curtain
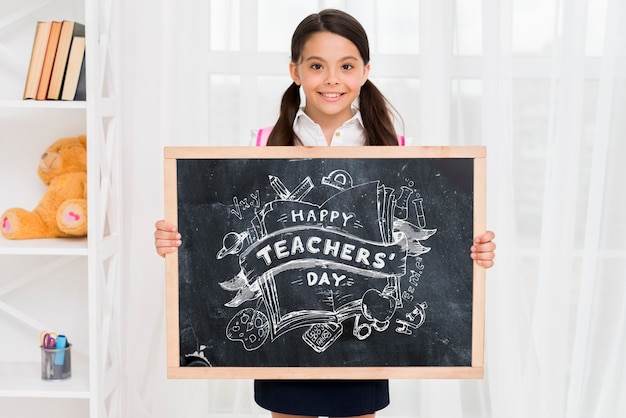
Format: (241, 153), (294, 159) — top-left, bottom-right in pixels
(121, 0), (626, 417)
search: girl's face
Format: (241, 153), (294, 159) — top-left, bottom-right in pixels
(290, 31), (370, 126)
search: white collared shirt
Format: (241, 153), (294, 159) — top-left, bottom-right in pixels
(293, 108), (366, 146)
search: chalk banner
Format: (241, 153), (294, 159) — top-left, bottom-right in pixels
(164, 146), (486, 379)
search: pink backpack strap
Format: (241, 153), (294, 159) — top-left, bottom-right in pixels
(256, 126), (274, 146)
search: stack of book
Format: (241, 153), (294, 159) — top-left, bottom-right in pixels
(23, 20), (86, 101)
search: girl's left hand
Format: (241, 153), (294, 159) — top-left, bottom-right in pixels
(471, 230), (496, 269)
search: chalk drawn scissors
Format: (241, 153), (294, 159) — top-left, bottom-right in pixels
(40, 330), (58, 349)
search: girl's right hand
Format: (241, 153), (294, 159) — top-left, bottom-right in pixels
(154, 220), (182, 257)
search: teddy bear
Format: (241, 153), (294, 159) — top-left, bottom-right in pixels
(1, 135), (87, 240)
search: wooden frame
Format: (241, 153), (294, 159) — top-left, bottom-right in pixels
(164, 146), (486, 379)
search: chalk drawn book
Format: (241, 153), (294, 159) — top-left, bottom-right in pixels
(164, 146), (486, 379)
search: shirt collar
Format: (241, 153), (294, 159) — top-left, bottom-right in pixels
(293, 107), (366, 146)
(293, 107), (364, 129)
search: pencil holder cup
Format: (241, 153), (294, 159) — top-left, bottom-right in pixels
(41, 344), (72, 380)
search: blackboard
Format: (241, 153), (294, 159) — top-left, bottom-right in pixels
(164, 146), (486, 379)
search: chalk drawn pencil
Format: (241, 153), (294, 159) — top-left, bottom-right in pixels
(268, 175), (290, 199)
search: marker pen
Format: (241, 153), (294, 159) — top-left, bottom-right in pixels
(53, 335), (67, 377)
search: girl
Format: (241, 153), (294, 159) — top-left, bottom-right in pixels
(155, 9), (496, 418)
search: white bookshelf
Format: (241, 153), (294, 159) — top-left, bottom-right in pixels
(0, 0), (122, 416)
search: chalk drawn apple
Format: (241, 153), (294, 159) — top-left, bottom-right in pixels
(361, 289), (397, 332)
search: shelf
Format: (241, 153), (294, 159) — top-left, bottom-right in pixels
(0, 100), (86, 110)
(0, 100), (87, 124)
(0, 237), (88, 256)
(0, 358), (90, 399)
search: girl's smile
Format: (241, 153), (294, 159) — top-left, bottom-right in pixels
(319, 92), (345, 100)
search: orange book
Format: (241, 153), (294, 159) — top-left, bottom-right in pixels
(36, 20), (62, 100)
(23, 21), (52, 100)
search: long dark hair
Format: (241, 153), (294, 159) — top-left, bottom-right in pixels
(267, 9), (401, 146)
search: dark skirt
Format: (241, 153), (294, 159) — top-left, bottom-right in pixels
(254, 379), (390, 416)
